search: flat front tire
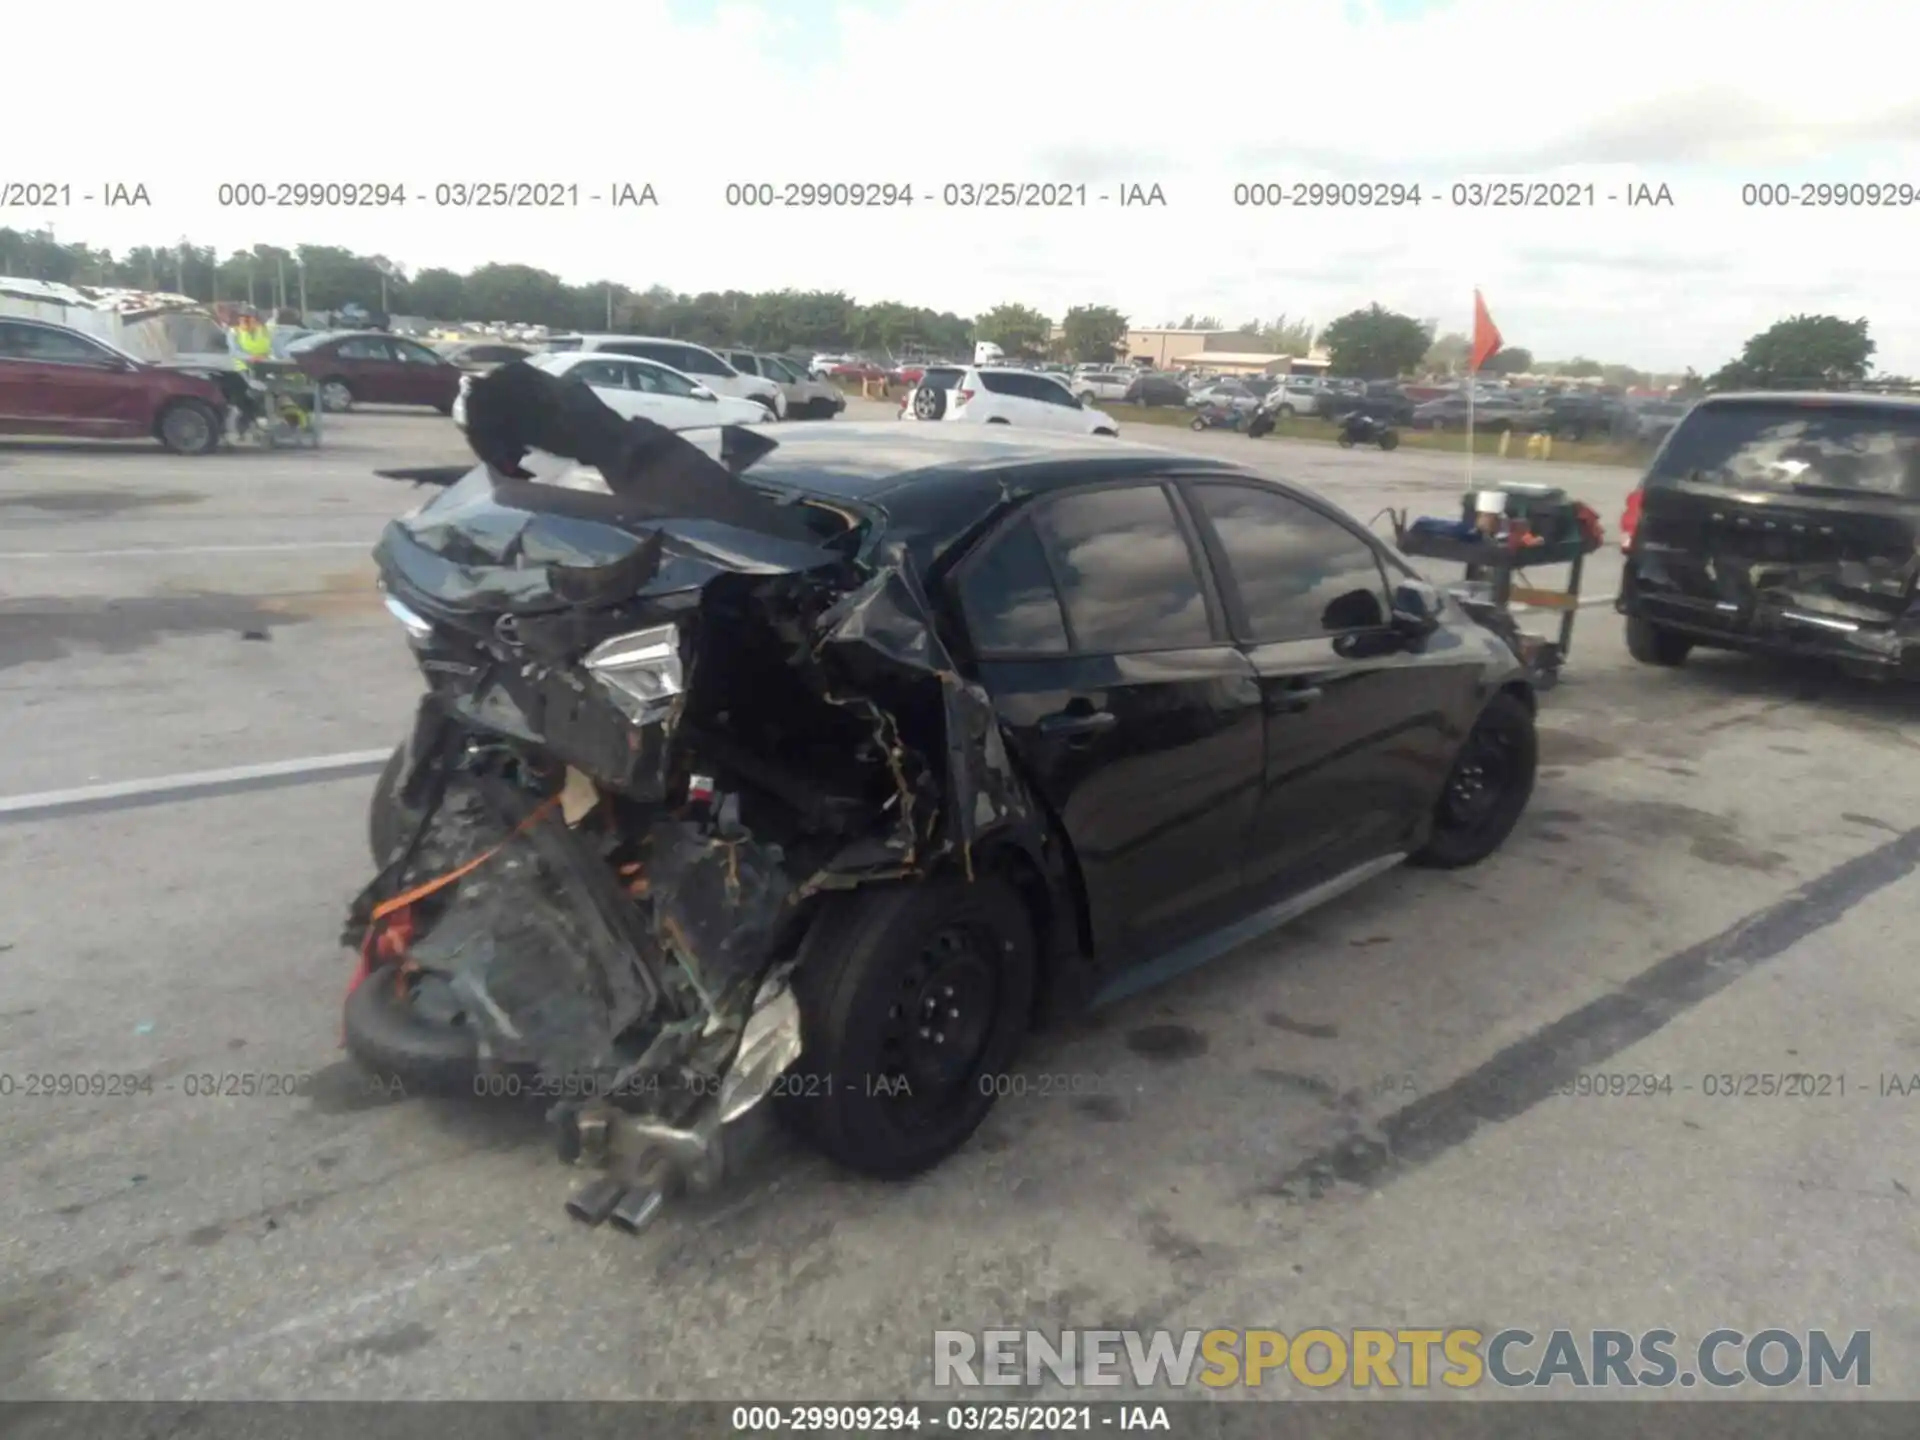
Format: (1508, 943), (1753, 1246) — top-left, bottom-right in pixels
(1412, 691), (1537, 869)
(777, 875), (1036, 1179)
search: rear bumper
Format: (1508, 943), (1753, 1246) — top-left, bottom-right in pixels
(1619, 573), (1920, 676)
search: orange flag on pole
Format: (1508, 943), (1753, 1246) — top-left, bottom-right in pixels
(1470, 289), (1503, 373)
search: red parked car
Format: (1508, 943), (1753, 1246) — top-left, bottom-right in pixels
(0, 316), (229, 454)
(287, 331), (463, 414)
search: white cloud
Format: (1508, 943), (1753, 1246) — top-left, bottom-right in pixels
(10, 0), (1918, 372)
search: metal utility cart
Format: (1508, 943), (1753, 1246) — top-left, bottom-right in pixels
(1383, 483), (1599, 691)
(241, 359), (324, 448)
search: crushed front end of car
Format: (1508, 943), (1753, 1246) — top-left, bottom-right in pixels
(340, 360), (1039, 1231)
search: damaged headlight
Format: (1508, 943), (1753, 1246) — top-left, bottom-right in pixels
(382, 590), (435, 645)
(583, 623), (684, 725)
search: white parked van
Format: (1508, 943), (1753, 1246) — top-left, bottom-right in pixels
(973, 341), (1005, 366)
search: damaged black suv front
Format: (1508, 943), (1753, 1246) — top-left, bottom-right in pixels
(342, 362), (1041, 1231)
(1618, 392), (1920, 678)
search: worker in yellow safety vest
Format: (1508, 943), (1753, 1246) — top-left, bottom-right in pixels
(231, 313), (273, 366)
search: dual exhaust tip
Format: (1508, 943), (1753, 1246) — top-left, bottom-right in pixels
(565, 1171), (673, 1234)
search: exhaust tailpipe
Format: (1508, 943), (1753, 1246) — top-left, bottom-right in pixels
(565, 1175), (627, 1226)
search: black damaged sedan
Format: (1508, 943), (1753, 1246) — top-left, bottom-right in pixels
(346, 362), (1537, 1221)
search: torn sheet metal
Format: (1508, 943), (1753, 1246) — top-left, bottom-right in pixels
(347, 359), (1045, 1131)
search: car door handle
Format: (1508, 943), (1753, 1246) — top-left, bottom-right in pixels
(1039, 708), (1117, 739)
(1265, 684), (1323, 714)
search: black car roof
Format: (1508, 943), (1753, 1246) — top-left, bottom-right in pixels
(735, 422), (1250, 528)
(1691, 390), (1920, 411)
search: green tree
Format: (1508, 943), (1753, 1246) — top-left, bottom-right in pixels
(976, 303), (1052, 357)
(1061, 304), (1128, 362)
(408, 267), (468, 321)
(1249, 315), (1315, 355)
(1423, 331), (1470, 375)
(1320, 303), (1429, 379)
(1673, 367), (1707, 399)
(1486, 346), (1533, 375)
(1706, 314), (1875, 391)
(1555, 356), (1604, 379)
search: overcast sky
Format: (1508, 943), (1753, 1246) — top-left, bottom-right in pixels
(14, 0), (1917, 373)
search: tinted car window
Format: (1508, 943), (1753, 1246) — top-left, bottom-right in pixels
(924, 367), (964, 389)
(1650, 400), (1920, 500)
(670, 345), (729, 376)
(1037, 485), (1212, 652)
(0, 322), (113, 362)
(336, 337), (391, 360)
(393, 340), (445, 365)
(959, 517), (1071, 655)
(1190, 481), (1390, 641)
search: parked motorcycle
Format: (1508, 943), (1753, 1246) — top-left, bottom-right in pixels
(1336, 410), (1400, 450)
(1189, 402), (1245, 432)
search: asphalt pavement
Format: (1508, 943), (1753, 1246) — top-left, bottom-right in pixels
(2, 405), (1916, 1402)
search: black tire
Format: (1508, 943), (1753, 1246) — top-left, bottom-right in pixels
(1337, 435), (1355, 448)
(777, 875), (1036, 1180)
(434, 398), (454, 416)
(1379, 430), (1400, 451)
(1190, 416), (1207, 431)
(155, 398), (221, 455)
(1626, 615), (1692, 666)
(1092, 427), (1118, 437)
(1079, 391), (1097, 405)
(319, 377), (355, 413)
(1411, 691), (1537, 869)
(985, 417), (1010, 425)
(343, 966), (484, 1095)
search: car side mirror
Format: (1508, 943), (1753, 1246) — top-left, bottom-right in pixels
(1390, 579), (1444, 635)
(690, 385), (715, 400)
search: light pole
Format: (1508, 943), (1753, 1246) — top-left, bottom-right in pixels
(295, 255), (308, 319)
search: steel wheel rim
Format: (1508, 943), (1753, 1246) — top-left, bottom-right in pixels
(876, 923), (1000, 1123)
(322, 381), (352, 411)
(1441, 721), (1517, 831)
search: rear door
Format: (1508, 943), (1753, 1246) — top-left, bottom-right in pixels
(332, 336), (407, 402)
(1631, 398), (1920, 633)
(1182, 477), (1475, 893)
(952, 479), (1264, 964)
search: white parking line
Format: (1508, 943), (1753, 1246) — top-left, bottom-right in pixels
(0, 541), (372, 560)
(0, 749), (393, 821)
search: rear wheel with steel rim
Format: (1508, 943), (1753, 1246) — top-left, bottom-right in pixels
(155, 398), (221, 455)
(1412, 690), (1537, 868)
(319, 377), (355, 412)
(778, 875), (1035, 1179)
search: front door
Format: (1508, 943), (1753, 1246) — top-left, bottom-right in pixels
(0, 321), (147, 435)
(953, 479), (1265, 965)
(1180, 477), (1479, 894)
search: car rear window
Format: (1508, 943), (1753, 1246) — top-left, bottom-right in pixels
(923, 367), (964, 389)
(1650, 400), (1920, 500)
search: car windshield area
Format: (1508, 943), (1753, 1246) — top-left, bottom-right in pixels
(1650, 401), (1920, 500)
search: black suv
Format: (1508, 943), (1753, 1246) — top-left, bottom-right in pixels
(351, 373), (1539, 1191)
(1618, 391), (1920, 678)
